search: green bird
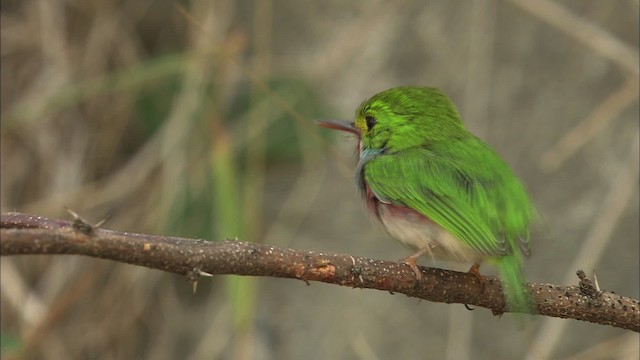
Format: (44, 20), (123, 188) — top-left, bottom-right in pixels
(319, 86), (534, 312)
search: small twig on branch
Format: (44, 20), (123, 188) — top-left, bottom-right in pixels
(1, 212), (638, 332)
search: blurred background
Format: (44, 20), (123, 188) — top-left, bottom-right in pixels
(1, 0), (638, 359)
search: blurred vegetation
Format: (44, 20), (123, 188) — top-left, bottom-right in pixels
(1, 1), (638, 359)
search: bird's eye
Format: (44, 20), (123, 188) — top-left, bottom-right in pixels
(365, 115), (377, 130)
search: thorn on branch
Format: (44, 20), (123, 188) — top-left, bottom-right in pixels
(94, 216), (110, 229)
(187, 267), (214, 294)
(199, 270), (214, 277)
(65, 208), (110, 235)
(577, 270), (602, 300)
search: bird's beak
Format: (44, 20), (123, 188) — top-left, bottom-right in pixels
(316, 119), (359, 136)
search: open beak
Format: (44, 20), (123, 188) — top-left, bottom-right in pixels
(316, 119), (359, 136)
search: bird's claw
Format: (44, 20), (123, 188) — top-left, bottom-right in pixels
(468, 263), (485, 293)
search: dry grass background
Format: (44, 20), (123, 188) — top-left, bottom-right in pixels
(1, 1), (639, 359)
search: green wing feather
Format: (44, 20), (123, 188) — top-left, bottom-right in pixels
(365, 141), (531, 255)
(364, 138), (534, 312)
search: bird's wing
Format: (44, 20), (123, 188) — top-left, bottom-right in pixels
(364, 146), (526, 256)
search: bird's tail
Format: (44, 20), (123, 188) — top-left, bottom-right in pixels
(495, 254), (533, 314)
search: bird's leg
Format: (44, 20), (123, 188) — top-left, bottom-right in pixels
(468, 263), (485, 292)
(400, 247), (431, 281)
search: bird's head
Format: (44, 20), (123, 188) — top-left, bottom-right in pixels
(318, 86), (467, 154)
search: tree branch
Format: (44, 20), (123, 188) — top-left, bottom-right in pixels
(1, 212), (638, 332)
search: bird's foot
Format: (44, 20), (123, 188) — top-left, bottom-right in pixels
(401, 256), (423, 282)
(468, 263), (485, 293)
(400, 247), (429, 285)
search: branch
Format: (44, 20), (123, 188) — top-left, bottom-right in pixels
(1, 212), (638, 332)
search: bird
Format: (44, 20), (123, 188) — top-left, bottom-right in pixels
(318, 86), (534, 312)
